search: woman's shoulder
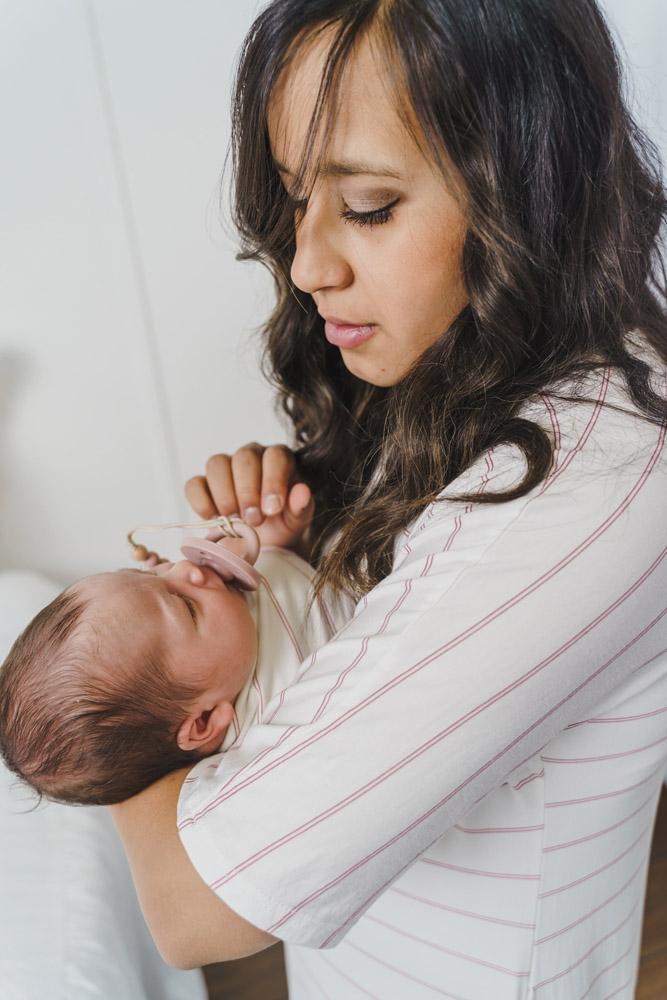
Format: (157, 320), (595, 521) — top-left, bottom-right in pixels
(507, 327), (666, 481)
(398, 330), (667, 559)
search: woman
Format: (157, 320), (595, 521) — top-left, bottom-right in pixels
(111, 1), (667, 996)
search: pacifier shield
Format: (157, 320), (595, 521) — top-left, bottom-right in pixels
(180, 537), (261, 591)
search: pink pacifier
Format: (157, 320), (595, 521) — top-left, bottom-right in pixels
(180, 516), (261, 591)
(127, 513), (262, 591)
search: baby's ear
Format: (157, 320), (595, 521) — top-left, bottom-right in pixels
(176, 700), (235, 753)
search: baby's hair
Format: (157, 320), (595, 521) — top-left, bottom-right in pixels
(0, 585), (204, 806)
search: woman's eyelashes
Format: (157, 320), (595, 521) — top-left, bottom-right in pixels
(287, 193), (399, 229)
(339, 197), (400, 228)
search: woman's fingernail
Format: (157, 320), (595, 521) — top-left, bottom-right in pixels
(244, 506), (262, 525)
(262, 494), (281, 515)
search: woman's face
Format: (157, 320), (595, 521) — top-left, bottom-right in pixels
(267, 28), (469, 387)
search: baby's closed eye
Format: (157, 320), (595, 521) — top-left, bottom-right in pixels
(180, 594), (197, 623)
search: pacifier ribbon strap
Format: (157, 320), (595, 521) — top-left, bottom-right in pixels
(127, 513), (244, 564)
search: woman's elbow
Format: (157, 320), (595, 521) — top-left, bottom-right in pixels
(158, 922), (279, 970)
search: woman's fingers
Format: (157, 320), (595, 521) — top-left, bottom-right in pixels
(205, 452), (242, 517)
(184, 443), (314, 550)
(183, 474), (219, 520)
(259, 445), (296, 517)
(184, 443), (297, 523)
(229, 444), (266, 524)
(229, 443), (296, 524)
(184, 448), (250, 520)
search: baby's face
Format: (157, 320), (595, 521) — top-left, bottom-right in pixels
(75, 560), (258, 702)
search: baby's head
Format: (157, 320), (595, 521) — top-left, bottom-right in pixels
(0, 560), (258, 806)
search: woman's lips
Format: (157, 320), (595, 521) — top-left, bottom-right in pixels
(324, 320), (377, 348)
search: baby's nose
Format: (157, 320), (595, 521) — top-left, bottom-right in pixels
(172, 558), (226, 589)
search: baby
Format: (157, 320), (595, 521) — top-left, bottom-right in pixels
(0, 546), (354, 807)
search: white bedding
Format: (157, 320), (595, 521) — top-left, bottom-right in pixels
(0, 571), (208, 1000)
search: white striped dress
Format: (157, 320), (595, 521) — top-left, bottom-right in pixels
(177, 330), (667, 999)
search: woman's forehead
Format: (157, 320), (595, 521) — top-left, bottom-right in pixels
(267, 26), (419, 182)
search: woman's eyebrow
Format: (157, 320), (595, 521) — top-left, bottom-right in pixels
(271, 155), (403, 180)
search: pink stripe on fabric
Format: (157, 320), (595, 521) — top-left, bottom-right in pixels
(419, 857), (540, 880)
(209, 575), (364, 787)
(582, 704), (667, 723)
(536, 368), (610, 495)
(538, 819), (653, 899)
(389, 885), (536, 929)
(319, 955), (381, 999)
(365, 913), (530, 977)
(565, 646), (667, 729)
(575, 940), (638, 1000)
(211, 724), (301, 799)
(533, 894), (642, 991)
(535, 859), (645, 945)
(542, 732), (667, 764)
(266, 599), (667, 936)
(545, 761), (666, 808)
(179, 423), (664, 833)
(260, 547), (338, 635)
(318, 453), (495, 721)
(262, 682), (294, 725)
(543, 790), (657, 852)
(325, 859), (430, 947)
(310, 578), (416, 724)
(454, 821), (544, 834)
(211, 590), (667, 901)
(252, 672), (264, 717)
(399, 448), (495, 559)
(600, 974), (637, 1000)
(342, 940), (475, 1000)
(513, 769), (545, 790)
(256, 592), (665, 916)
(253, 569), (305, 660)
(281, 598), (361, 689)
(290, 960), (334, 1000)
(567, 705), (667, 728)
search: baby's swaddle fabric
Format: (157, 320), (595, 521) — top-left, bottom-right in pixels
(222, 545), (357, 750)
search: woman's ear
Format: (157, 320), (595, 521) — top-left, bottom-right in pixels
(176, 699), (235, 753)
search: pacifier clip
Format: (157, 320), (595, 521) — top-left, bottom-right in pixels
(127, 513), (262, 591)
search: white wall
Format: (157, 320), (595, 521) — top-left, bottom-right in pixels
(0, 0), (278, 583)
(1, 1), (666, 587)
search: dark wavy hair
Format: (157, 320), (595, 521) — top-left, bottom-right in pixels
(223, 0), (667, 608)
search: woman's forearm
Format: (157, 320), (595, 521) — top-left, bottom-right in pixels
(108, 766), (276, 968)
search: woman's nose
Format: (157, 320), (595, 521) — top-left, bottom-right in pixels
(289, 198), (352, 296)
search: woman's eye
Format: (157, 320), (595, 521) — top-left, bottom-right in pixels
(338, 197), (400, 229)
(287, 193), (399, 229)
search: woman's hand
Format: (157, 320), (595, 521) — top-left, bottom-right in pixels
(184, 443), (315, 558)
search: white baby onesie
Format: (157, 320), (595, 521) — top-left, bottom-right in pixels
(220, 546), (356, 750)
